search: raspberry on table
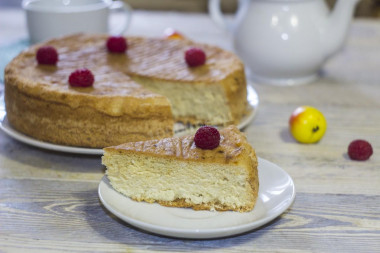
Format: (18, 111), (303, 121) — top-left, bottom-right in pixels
(185, 47), (206, 67)
(36, 46), (58, 65)
(106, 36), (128, 53)
(194, 126), (220, 150)
(68, 68), (94, 87)
(348, 139), (373, 161)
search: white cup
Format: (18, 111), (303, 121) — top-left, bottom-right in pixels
(22, 0), (132, 44)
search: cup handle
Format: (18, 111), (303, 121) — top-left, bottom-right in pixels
(109, 0), (132, 35)
(208, 0), (249, 33)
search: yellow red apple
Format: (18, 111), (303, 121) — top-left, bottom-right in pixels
(289, 106), (327, 143)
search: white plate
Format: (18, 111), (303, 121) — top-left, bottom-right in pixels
(98, 158), (296, 239)
(0, 85), (259, 155)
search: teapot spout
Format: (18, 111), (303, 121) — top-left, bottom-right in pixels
(323, 0), (360, 59)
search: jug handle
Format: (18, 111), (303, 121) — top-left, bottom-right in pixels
(208, 0), (250, 32)
(109, 0), (133, 35)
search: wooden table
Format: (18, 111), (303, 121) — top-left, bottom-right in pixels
(0, 9), (379, 252)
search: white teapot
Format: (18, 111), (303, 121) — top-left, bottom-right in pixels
(209, 0), (361, 85)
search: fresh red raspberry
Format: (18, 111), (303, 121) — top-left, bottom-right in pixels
(348, 140), (373, 161)
(106, 36), (128, 53)
(36, 46), (58, 65)
(68, 68), (94, 87)
(185, 47), (206, 67)
(194, 126), (220, 150)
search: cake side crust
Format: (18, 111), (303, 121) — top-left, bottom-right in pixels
(104, 126), (252, 164)
(147, 197), (253, 212)
(5, 80), (174, 147)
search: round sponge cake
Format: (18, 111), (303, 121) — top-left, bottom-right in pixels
(4, 34), (248, 148)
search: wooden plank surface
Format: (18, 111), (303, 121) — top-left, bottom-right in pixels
(1, 178), (379, 252)
(0, 10), (379, 253)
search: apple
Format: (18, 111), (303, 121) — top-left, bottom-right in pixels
(163, 27), (185, 40)
(289, 106), (327, 143)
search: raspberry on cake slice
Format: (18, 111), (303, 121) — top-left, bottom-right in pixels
(185, 47), (206, 67)
(194, 126), (220, 150)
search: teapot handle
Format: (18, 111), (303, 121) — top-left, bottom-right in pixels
(208, 0), (250, 32)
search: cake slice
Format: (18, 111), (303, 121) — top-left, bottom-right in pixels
(102, 125), (259, 212)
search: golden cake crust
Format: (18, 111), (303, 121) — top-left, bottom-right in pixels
(5, 34), (173, 117)
(117, 36), (244, 82)
(5, 82), (173, 147)
(104, 125), (255, 164)
(5, 34), (248, 147)
(6, 34), (245, 112)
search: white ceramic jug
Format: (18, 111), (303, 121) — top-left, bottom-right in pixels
(209, 0), (361, 85)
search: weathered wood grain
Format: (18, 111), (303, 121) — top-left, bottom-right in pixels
(0, 130), (104, 182)
(0, 178), (379, 253)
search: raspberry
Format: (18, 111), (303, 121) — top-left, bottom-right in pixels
(68, 68), (94, 87)
(348, 140), (373, 161)
(194, 126), (220, 150)
(185, 48), (206, 67)
(36, 46), (58, 65)
(106, 36), (128, 53)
